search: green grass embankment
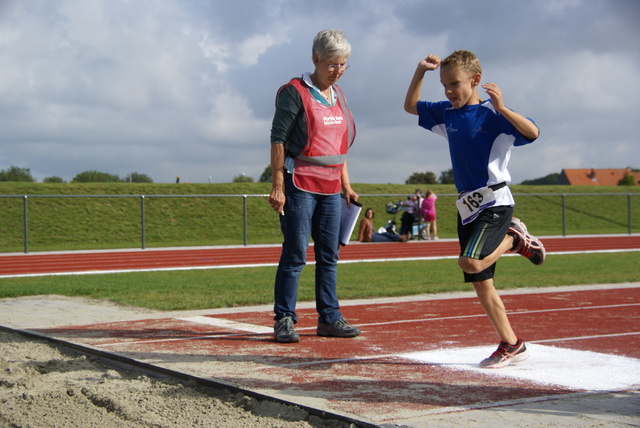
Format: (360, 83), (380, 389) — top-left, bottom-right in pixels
(1, 182), (638, 252)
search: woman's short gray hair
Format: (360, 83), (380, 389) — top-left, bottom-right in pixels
(312, 29), (351, 62)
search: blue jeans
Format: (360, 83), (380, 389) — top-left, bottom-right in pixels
(371, 232), (400, 242)
(274, 173), (342, 324)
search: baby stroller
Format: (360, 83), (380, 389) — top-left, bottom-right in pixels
(384, 200), (428, 240)
(383, 201), (402, 234)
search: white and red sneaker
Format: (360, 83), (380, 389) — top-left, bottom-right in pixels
(508, 217), (546, 265)
(480, 338), (529, 369)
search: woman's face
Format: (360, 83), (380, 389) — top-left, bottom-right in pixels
(365, 209), (374, 218)
(313, 56), (349, 88)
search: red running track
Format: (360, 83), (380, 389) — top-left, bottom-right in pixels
(31, 285), (640, 425)
(1, 235), (638, 276)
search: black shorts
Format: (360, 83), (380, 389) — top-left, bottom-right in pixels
(458, 205), (513, 283)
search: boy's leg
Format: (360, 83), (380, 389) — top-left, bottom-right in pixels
(473, 279), (517, 344)
(474, 278), (529, 368)
(457, 207), (529, 367)
(459, 235), (513, 274)
(457, 206), (514, 275)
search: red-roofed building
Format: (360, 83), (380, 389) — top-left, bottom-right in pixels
(558, 168), (640, 186)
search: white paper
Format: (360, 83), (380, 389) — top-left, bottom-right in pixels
(339, 195), (362, 246)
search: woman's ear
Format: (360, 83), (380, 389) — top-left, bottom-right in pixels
(312, 55), (320, 67)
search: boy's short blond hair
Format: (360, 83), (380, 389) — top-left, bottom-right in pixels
(441, 50), (482, 76)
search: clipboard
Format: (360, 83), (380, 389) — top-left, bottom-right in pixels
(339, 194), (362, 246)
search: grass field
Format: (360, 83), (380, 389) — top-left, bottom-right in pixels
(1, 182), (638, 311)
(0, 252), (637, 310)
(1, 182), (639, 252)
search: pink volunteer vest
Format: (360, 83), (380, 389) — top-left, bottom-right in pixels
(284, 78), (355, 195)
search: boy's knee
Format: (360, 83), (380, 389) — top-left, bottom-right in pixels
(458, 256), (483, 274)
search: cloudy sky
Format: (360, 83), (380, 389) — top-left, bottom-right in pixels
(1, 0), (638, 184)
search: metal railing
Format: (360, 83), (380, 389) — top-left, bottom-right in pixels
(1, 192), (638, 253)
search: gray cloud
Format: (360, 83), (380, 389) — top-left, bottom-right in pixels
(0, 0), (638, 184)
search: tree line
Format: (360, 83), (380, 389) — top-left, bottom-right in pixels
(242, 166), (457, 185)
(3, 164), (637, 186)
(0, 166), (153, 183)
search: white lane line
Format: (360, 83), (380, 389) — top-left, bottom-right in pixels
(174, 315), (273, 334)
(400, 344), (640, 391)
(98, 303), (640, 347)
(98, 315), (273, 347)
(533, 331), (640, 343)
(2, 248), (638, 278)
(356, 303), (640, 329)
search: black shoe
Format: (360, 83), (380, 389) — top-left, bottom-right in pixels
(274, 316), (300, 343)
(317, 318), (361, 338)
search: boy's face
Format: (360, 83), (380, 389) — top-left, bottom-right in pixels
(440, 66), (481, 109)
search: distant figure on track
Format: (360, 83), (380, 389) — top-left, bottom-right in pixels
(357, 208), (408, 242)
(420, 189), (438, 240)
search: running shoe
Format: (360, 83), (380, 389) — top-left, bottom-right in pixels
(508, 217), (546, 265)
(480, 338), (529, 369)
(274, 316), (300, 343)
(317, 318), (361, 338)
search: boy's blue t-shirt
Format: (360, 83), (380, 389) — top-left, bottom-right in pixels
(416, 100), (536, 196)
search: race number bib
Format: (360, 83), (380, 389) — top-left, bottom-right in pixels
(456, 186), (497, 225)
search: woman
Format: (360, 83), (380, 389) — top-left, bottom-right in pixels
(358, 208), (408, 242)
(420, 189), (438, 240)
(268, 30), (360, 343)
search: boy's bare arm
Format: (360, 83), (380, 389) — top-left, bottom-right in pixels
(404, 55), (441, 115)
(482, 83), (540, 140)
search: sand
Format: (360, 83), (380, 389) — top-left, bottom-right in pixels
(0, 328), (355, 428)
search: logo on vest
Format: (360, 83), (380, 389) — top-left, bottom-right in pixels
(323, 115), (344, 125)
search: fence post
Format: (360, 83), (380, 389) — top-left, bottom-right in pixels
(141, 195), (146, 249)
(23, 195), (29, 254)
(243, 195), (248, 246)
(562, 194), (567, 237)
(629, 193), (633, 235)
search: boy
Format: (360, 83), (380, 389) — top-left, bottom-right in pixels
(404, 50), (545, 368)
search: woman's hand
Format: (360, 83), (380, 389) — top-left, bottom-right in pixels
(343, 187), (358, 207)
(269, 188), (285, 215)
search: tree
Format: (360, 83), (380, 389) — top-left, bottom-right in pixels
(438, 168), (454, 184)
(43, 176), (65, 183)
(259, 165), (272, 183)
(0, 166), (35, 182)
(72, 170), (122, 183)
(618, 173), (637, 186)
(405, 171), (436, 185)
(521, 173), (560, 185)
(124, 172), (153, 183)
(232, 173), (254, 183)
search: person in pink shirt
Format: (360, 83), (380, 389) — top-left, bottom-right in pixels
(420, 190), (438, 240)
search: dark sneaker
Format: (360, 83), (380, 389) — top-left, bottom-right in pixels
(274, 316), (300, 343)
(317, 318), (361, 338)
(507, 217), (546, 265)
(480, 338), (529, 369)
